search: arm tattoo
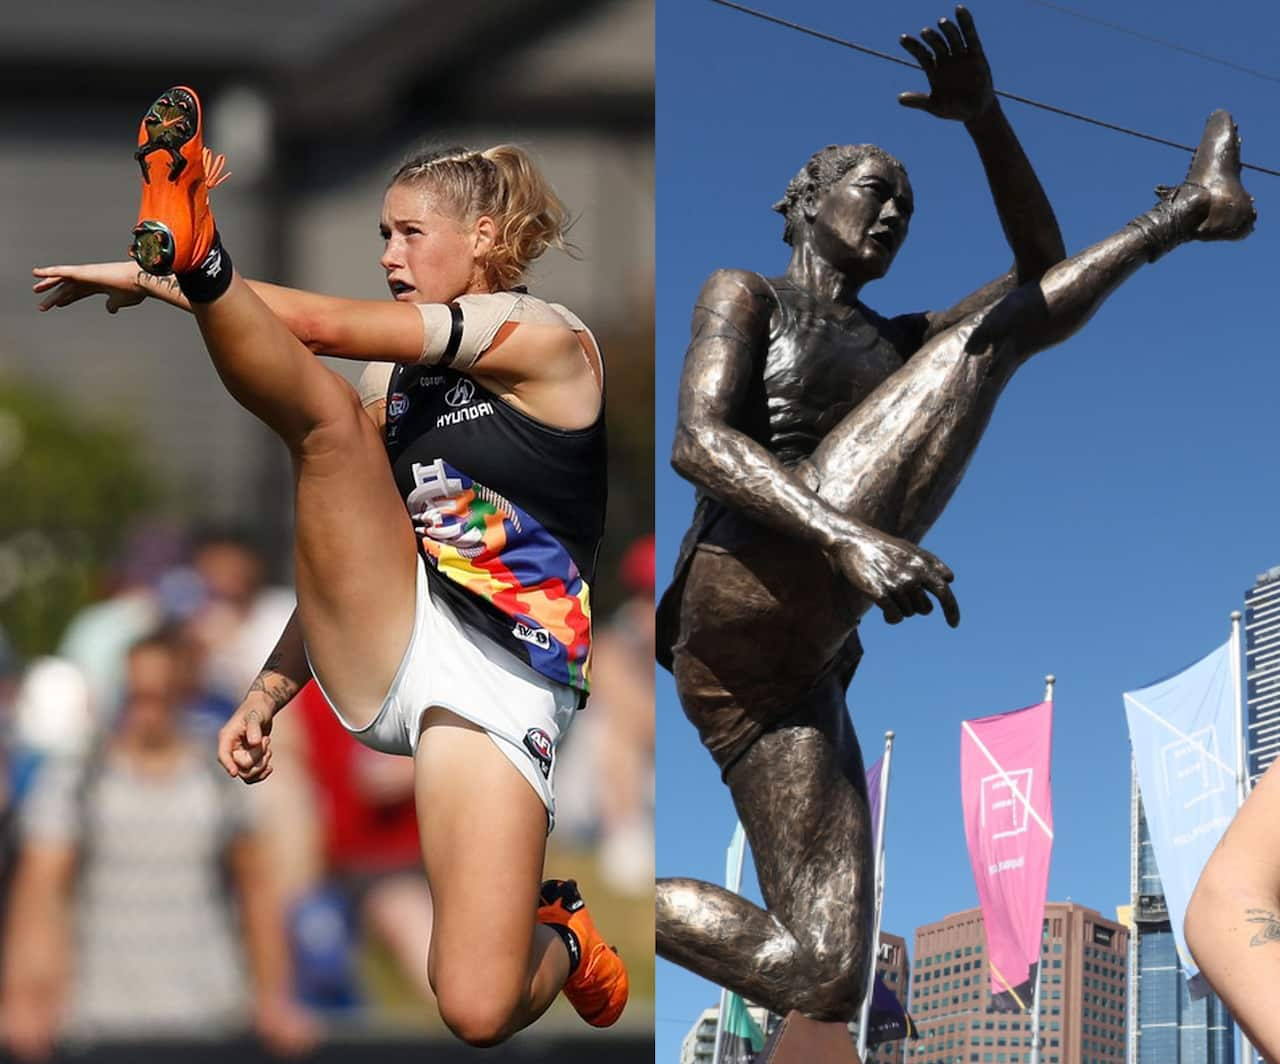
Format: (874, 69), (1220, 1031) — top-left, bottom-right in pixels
(1245, 908), (1280, 947)
(136, 269), (181, 294)
(247, 669), (300, 710)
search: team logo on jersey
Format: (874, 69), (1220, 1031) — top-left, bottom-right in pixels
(523, 728), (554, 779)
(387, 392), (409, 420)
(512, 619), (554, 652)
(445, 378), (476, 408)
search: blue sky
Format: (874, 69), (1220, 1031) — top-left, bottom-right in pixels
(654, 0), (1280, 1057)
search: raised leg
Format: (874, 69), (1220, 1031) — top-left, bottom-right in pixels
(187, 273), (418, 726)
(810, 111), (1254, 547)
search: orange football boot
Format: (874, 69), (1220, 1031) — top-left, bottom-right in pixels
(129, 86), (217, 276)
(538, 879), (629, 1028)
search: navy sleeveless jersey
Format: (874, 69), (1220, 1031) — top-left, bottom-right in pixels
(383, 349), (606, 693)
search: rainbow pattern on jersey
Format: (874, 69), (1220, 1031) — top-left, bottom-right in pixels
(406, 458), (591, 691)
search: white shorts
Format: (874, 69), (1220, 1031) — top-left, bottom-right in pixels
(309, 556), (579, 830)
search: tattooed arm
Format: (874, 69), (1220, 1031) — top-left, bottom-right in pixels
(1185, 760), (1280, 1058)
(216, 610), (311, 785)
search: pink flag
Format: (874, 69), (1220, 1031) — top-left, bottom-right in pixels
(960, 701), (1054, 1012)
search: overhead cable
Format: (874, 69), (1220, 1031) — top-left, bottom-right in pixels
(706, 0), (1280, 179)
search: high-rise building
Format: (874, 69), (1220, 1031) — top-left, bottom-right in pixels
(679, 1004), (773, 1064)
(1129, 771), (1235, 1063)
(908, 901), (1127, 1063)
(1244, 565), (1280, 786)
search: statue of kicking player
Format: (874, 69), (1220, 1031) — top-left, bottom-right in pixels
(656, 5), (1254, 1022)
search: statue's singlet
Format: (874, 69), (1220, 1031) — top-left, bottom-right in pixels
(658, 274), (927, 670)
(384, 305), (606, 695)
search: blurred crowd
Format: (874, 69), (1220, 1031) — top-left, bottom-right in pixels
(0, 522), (654, 1059)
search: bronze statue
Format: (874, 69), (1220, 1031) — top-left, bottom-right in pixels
(656, 5), (1254, 1022)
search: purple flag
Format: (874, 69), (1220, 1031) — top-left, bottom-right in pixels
(866, 754), (884, 848)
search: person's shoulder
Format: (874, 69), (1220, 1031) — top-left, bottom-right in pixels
(699, 268), (776, 302)
(694, 270), (781, 333)
(459, 290), (590, 337)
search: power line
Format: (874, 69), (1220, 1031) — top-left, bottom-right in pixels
(1026, 0), (1280, 87)
(705, 0), (1280, 179)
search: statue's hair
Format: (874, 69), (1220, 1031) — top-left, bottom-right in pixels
(390, 145), (573, 291)
(773, 144), (907, 246)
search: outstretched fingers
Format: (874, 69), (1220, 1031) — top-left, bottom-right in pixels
(899, 33), (935, 74)
(919, 26), (951, 63)
(937, 16), (965, 55)
(955, 5), (984, 55)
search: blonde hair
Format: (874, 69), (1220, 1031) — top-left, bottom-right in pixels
(391, 145), (573, 291)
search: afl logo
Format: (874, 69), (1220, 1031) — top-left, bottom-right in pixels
(387, 393), (409, 420)
(445, 378), (476, 408)
(523, 728), (554, 779)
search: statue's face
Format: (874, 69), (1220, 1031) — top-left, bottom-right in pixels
(808, 156), (913, 282)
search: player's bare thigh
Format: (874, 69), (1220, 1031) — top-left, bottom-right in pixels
(291, 371), (419, 729)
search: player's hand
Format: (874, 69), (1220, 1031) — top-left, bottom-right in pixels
(831, 530), (960, 627)
(898, 6), (995, 124)
(32, 262), (145, 314)
(218, 695), (276, 784)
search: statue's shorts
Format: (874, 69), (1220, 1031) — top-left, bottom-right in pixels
(660, 513), (864, 777)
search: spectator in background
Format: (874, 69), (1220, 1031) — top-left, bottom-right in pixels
(0, 633), (316, 1061)
(0, 626), (22, 964)
(56, 522), (187, 722)
(188, 529), (296, 708)
(5, 657), (94, 817)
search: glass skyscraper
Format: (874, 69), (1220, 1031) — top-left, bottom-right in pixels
(1244, 566), (1280, 787)
(1129, 779), (1235, 1063)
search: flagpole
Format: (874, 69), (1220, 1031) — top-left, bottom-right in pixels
(1232, 611), (1248, 802)
(1231, 610), (1255, 1064)
(712, 823), (749, 1064)
(1028, 676), (1053, 1064)
(857, 731), (895, 1060)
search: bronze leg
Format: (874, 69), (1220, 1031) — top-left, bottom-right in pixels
(657, 674), (874, 1021)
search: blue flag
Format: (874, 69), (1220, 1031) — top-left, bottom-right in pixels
(1124, 640), (1240, 986)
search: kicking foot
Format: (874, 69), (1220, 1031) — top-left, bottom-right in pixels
(130, 87), (217, 275)
(1159, 110), (1256, 242)
(537, 879), (629, 1028)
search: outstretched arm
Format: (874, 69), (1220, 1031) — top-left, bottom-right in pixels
(673, 269), (957, 626)
(899, 6), (1066, 338)
(33, 264), (596, 425)
(34, 263), (426, 362)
